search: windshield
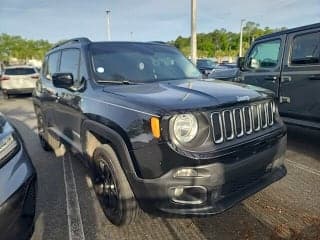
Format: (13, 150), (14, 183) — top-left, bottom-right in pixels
(90, 43), (202, 83)
(196, 59), (216, 68)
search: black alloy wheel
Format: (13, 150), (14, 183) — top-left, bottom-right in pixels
(92, 145), (139, 226)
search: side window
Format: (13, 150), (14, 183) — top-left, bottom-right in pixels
(45, 51), (60, 80)
(60, 49), (80, 83)
(246, 39), (281, 70)
(291, 32), (320, 65)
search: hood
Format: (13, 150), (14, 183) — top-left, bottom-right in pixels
(102, 79), (273, 114)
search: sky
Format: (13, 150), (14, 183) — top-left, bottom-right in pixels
(0, 0), (319, 43)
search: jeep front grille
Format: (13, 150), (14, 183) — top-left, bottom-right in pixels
(211, 101), (275, 144)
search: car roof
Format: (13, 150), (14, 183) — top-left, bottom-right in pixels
(256, 23), (320, 41)
(47, 38), (170, 55)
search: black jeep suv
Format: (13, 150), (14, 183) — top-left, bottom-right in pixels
(33, 38), (287, 226)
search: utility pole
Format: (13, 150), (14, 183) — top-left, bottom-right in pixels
(239, 19), (245, 57)
(106, 9), (111, 41)
(130, 32), (133, 41)
(191, 0), (197, 64)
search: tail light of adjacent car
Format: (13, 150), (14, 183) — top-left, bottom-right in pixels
(0, 76), (10, 81)
(31, 74), (39, 79)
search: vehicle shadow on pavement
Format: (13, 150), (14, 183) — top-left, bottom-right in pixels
(286, 125), (320, 163)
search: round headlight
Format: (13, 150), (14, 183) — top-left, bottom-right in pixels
(172, 114), (198, 143)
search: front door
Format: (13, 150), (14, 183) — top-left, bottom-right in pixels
(54, 48), (84, 150)
(279, 28), (320, 122)
(239, 35), (286, 96)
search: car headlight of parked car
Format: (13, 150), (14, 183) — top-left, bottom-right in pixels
(169, 113), (210, 149)
(172, 114), (198, 143)
(0, 133), (18, 163)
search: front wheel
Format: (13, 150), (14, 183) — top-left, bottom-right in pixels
(92, 144), (140, 226)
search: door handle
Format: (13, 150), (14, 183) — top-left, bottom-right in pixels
(264, 76), (277, 81)
(308, 75), (320, 80)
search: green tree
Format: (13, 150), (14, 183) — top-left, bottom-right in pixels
(172, 21), (286, 58)
(0, 34), (53, 63)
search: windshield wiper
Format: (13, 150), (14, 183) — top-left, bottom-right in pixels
(97, 80), (137, 85)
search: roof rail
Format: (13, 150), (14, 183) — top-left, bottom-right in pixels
(51, 37), (91, 50)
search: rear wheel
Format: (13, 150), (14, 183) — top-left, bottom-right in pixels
(36, 112), (52, 151)
(92, 144), (140, 226)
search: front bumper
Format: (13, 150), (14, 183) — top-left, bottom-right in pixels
(131, 133), (286, 215)
(0, 140), (37, 240)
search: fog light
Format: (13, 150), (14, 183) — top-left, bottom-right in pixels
(174, 186), (184, 197)
(169, 186), (207, 205)
(174, 168), (198, 178)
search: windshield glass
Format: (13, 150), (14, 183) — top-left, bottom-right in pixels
(90, 43), (202, 83)
(196, 59), (216, 68)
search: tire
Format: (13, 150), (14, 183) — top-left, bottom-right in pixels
(92, 144), (140, 226)
(36, 112), (52, 151)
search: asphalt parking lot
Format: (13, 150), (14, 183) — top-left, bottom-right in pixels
(0, 95), (319, 240)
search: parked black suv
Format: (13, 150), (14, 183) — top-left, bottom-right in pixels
(237, 23), (320, 129)
(33, 38), (287, 226)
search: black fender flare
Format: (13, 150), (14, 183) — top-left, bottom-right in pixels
(80, 120), (139, 180)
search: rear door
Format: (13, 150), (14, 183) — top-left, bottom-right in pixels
(279, 28), (320, 122)
(40, 51), (61, 127)
(239, 35), (286, 96)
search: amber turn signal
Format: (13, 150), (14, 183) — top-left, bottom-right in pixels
(151, 117), (160, 138)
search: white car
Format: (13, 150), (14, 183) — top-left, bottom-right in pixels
(0, 65), (39, 98)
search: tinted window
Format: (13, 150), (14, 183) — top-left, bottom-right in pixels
(5, 68), (36, 75)
(291, 32), (320, 65)
(247, 39), (281, 69)
(46, 51), (60, 79)
(90, 43), (201, 83)
(196, 59), (216, 68)
(60, 49), (80, 82)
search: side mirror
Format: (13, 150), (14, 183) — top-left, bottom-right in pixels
(52, 73), (74, 89)
(237, 57), (245, 70)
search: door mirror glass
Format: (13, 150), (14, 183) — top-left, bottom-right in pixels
(52, 73), (74, 89)
(246, 39), (281, 70)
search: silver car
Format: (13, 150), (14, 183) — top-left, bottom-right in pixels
(0, 65), (39, 98)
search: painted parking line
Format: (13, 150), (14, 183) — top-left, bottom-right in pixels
(286, 159), (320, 177)
(62, 153), (85, 240)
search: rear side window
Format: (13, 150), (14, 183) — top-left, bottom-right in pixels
(246, 39), (281, 69)
(60, 49), (80, 82)
(5, 68), (36, 75)
(45, 51), (60, 80)
(291, 32), (320, 65)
